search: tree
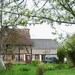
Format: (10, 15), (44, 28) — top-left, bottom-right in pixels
(57, 45), (66, 63)
(64, 34), (75, 67)
(32, 0), (75, 25)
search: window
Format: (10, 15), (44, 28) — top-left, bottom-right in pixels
(15, 55), (18, 61)
(15, 54), (24, 61)
(42, 55), (45, 62)
(20, 55), (24, 61)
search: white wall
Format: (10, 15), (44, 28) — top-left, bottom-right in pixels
(32, 49), (57, 55)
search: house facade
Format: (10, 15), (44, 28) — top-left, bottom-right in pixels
(2, 29), (32, 63)
(31, 39), (58, 62)
(1, 29), (58, 63)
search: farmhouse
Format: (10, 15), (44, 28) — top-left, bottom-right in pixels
(2, 29), (32, 63)
(0, 29), (58, 63)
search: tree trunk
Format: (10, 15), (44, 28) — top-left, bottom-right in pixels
(0, 0), (6, 70)
(18, 46), (20, 62)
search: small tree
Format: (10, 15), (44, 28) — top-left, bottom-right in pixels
(57, 45), (66, 63)
(65, 34), (75, 66)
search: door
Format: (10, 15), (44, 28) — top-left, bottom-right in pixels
(26, 55), (31, 63)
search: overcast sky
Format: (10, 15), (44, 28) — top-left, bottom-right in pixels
(27, 23), (75, 39)
(27, 24), (55, 39)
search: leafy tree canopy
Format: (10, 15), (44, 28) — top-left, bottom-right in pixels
(0, 0), (75, 27)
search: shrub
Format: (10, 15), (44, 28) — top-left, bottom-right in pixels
(32, 59), (40, 66)
(55, 64), (71, 70)
(63, 34), (75, 67)
(48, 65), (55, 70)
(57, 45), (66, 63)
(36, 64), (48, 75)
(45, 63), (72, 71)
(19, 67), (31, 71)
(5, 62), (13, 70)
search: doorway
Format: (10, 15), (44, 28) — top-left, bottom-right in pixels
(26, 55), (31, 63)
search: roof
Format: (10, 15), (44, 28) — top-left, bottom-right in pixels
(31, 39), (58, 49)
(3, 29), (32, 46)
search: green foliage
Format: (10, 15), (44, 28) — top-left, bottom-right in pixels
(19, 67), (31, 71)
(36, 63), (72, 75)
(57, 45), (66, 63)
(20, 9), (26, 15)
(0, 64), (74, 75)
(64, 34), (75, 66)
(32, 59), (40, 66)
(36, 64), (48, 75)
(3, 0), (75, 27)
(55, 64), (71, 70)
(47, 65), (55, 70)
(18, 18), (27, 26)
(44, 68), (75, 75)
(43, 63), (71, 71)
(5, 62), (13, 70)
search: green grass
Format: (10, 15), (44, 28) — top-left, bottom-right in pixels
(0, 63), (75, 75)
(0, 64), (37, 75)
(44, 69), (75, 75)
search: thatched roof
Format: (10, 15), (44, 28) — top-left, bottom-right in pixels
(4, 29), (31, 46)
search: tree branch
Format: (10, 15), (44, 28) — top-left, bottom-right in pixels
(36, 1), (47, 12)
(66, 1), (75, 17)
(59, 1), (75, 17)
(2, 9), (75, 25)
(37, 16), (75, 24)
(18, 0), (24, 5)
(66, 41), (74, 51)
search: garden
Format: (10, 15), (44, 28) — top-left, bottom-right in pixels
(0, 60), (75, 75)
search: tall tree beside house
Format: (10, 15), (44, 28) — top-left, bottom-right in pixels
(64, 34), (75, 67)
(57, 45), (66, 63)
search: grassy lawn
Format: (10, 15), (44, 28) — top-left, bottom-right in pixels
(0, 63), (75, 75)
(44, 69), (75, 75)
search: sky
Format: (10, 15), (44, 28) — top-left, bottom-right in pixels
(27, 23), (75, 39)
(27, 24), (56, 39)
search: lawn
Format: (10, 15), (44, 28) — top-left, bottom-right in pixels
(44, 69), (75, 75)
(0, 63), (75, 75)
